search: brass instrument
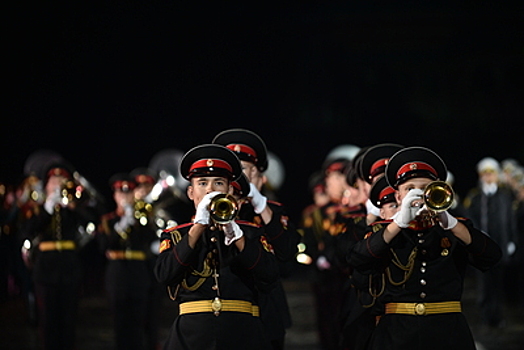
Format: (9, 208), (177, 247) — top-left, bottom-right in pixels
(209, 194), (239, 225)
(60, 179), (84, 205)
(423, 181), (454, 212)
(414, 181), (454, 228)
(134, 200), (153, 226)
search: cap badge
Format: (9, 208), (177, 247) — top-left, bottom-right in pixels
(410, 163), (418, 170)
(207, 159), (214, 167)
(234, 145), (241, 152)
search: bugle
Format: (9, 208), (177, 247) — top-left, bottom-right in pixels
(209, 194), (239, 225)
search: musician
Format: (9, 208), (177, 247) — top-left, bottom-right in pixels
(130, 166), (165, 350)
(212, 128), (301, 350)
(338, 145), (402, 350)
(349, 146), (502, 350)
(300, 157), (353, 350)
(154, 144), (279, 350)
(98, 173), (158, 350)
(20, 161), (98, 350)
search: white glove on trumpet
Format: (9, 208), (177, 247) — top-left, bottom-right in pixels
(222, 221), (244, 246)
(114, 203), (136, 232)
(437, 211), (458, 230)
(44, 188), (63, 214)
(393, 189), (424, 228)
(194, 191), (221, 225)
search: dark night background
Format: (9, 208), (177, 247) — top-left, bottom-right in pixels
(4, 2), (524, 221)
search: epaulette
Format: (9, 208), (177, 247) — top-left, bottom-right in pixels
(370, 219), (392, 233)
(267, 200), (283, 207)
(236, 219), (262, 228)
(164, 222), (193, 233)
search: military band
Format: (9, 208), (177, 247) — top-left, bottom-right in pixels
(2, 138), (521, 350)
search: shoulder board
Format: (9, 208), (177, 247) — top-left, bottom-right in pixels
(236, 219), (262, 228)
(164, 222), (193, 233)
(267, 200), (283, 207)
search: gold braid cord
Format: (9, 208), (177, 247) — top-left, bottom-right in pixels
(359, 273), (386, 308)
(166, 229), (213, 297)
(386, 247), (418, 286)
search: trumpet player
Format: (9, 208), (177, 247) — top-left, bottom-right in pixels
(212, 128), (301, 350)
(20, 161), (98, 350)
(98, 173), (158, 350)
(348, 146), (502, 350)
(154, 144), (279, 350)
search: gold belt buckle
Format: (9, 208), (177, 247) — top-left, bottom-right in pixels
(56, 241), (63, 251)
(211, 297), (222, 316)
(125, 250), (132, 260)
(415, 303), (426, 315)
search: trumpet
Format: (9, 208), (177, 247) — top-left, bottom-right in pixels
(423, 181), (454, 212)
(413, 181), (454, 228)
(209, 193), (239, 225)
(60, 179), (84, 205)
(134, 199), (153, 226)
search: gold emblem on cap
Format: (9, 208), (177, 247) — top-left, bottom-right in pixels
(207, 159), (214, 167)
(410, 163), (418, 170)
(234, 145), (241, 152)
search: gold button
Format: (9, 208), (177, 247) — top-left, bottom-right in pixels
(415, 303), (426, 315)
(441, 249), (449, 256)
(420, 267), (426, 273)
(210, 237), (217, 243)
(420, 279), (426, 286)
(420, 292), (426, 299)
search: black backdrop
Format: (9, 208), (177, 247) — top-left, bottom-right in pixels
(4, 2), (524, 221)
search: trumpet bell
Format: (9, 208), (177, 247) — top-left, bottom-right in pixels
(209, 194), (238, 224)
(423, 181), (454, 212)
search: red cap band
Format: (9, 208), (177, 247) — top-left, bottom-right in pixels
(397, 162), (437, 179)
(370, 159), (388, 178)
(379, 186), (395, 201)
(47, 167), (71, 179)
(226, 144), (257, 159)
(112, 180), (136, 191)
(190, 159), (233, 174)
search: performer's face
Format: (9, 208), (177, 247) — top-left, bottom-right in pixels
(187, 176), (232, 207)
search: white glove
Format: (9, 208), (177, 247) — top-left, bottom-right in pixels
(222, 220), (244, 246)
(394, 189), (424, 228)
(44, 188), (63, 214)
(437, 210), (458, 230)
(507, 241), (516, 256)
(114, 204), (136, 232)
(366, 199), (381, 217)
(248, 183), (267, 214)
(194, 191), (221, 225)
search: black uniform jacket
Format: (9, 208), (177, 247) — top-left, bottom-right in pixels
(154, 220), (280, 350)
(239, 200), (301, 339)
(348, 218), (502, 350)
(98, 211), (157, 296)
(23, 205), (96, 286)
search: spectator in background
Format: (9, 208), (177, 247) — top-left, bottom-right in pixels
(463, 157), (518, 329)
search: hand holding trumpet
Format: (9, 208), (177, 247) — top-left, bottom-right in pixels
(394, 181), (457, 229)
